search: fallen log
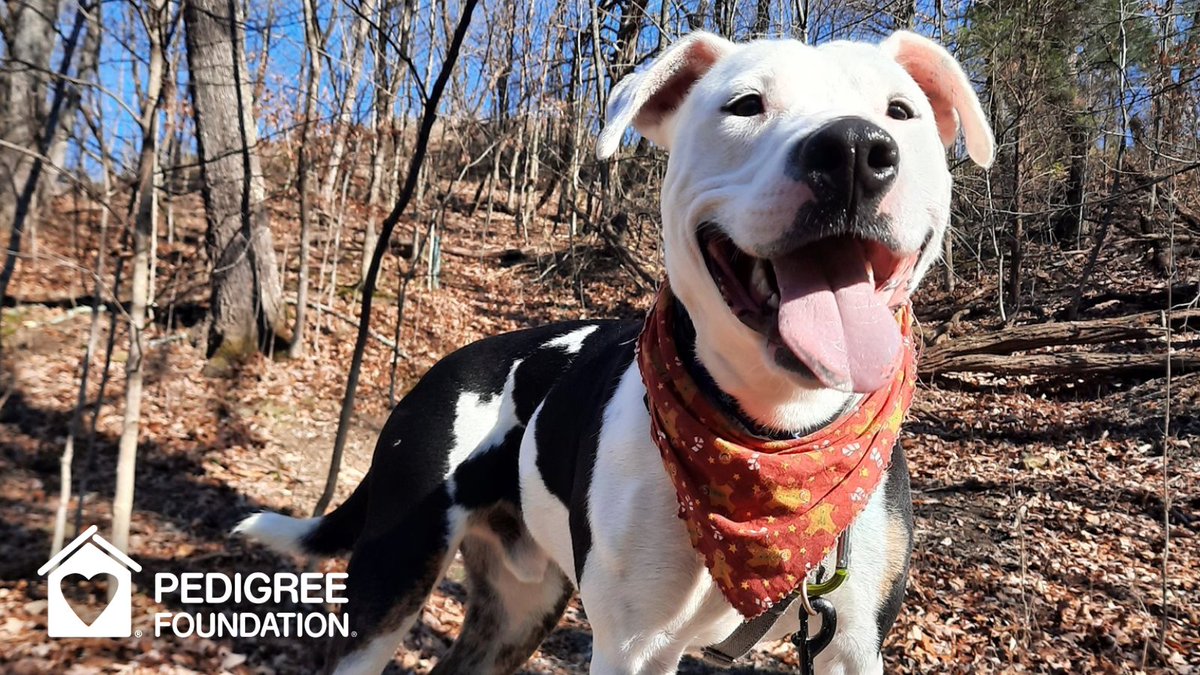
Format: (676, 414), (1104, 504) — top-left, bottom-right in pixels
(924, 311), (1181, 360)
(918, 350), (1200, 377)
(920, 309), (1200, 377)
(440, 245), (531, 262)
(1069, 280), (1199, 316)
(390, 238), (533, 263)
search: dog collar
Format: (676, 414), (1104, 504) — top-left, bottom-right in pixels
(636, 283), (917, 618)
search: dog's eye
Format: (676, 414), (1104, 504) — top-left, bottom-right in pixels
(887, 100), (915, 120)
(723, 94), (764, 117)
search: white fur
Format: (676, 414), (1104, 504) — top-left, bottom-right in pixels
(521, 364), (895, 674)
(545, 325), (600, 354)
(757, 471), (900, 673)
(881, 31), (995, 167)
(448, 358), (524, 481)
(232, 512), (319, 556)
(519, 400), (577, 580)
(332, 626), (411, 675)
(597, 33), (735, 158)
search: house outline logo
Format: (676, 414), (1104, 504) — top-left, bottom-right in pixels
(37, 525), (141, 638)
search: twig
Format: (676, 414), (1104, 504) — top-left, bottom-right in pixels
(285, 298), (405, 353)
(1159, 186), (1175, 664)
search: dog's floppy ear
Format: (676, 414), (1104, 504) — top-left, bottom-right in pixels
(596, 32), (734, 159)
(881, 31), (994, 168)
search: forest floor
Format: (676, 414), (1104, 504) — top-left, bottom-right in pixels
(0, 188), (1197, 674)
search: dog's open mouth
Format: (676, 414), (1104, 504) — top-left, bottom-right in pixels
(699, 227), (919, 393)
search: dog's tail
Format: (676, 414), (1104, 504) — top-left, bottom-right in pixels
(234, 479), (368, 557)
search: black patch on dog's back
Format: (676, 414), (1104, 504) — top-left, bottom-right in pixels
(453, 322), (621, 509)
(365, 322), (612, 535)
(533, 321), (641, 583)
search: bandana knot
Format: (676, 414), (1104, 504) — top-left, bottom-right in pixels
(636, 283), (917, 618)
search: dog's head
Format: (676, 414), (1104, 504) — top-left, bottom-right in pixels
(599, 31), (993, 427)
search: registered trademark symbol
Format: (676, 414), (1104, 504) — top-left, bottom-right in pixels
(134, 630), (143, 638)
(351, 631), (357, 637)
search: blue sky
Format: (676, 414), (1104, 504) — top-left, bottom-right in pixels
(76, 0), (1174, 178)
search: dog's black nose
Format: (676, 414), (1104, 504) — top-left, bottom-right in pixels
(791, 118), (899, 208)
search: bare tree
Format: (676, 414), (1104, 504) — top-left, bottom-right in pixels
(314, 0), (481, 517)
(112, 0), (170, 555)
(0, 0), (58, 238)
(0, 0), (92, 346)
(289, 0), (323, 357)
(319, 0), (375, 206)
(183, 0), (287, 368)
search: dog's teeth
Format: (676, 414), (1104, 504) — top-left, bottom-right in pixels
(766, 293), (779, 310)
(866, 260), (875, 286)
(751, 260), (771, 297)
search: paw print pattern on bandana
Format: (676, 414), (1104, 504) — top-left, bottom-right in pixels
(637, 282), (917, 619)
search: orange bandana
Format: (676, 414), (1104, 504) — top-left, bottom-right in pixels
(637, 284), (916, 618)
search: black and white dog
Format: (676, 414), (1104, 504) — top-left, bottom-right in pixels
(238, 30), (993, 675)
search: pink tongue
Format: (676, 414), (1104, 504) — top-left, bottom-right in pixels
(774, 240), (902, 393)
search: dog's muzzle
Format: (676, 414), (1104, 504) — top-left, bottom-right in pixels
(697, 118), (918, 394)
(787, 117), (899, 216)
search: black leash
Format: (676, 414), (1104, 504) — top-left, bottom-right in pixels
(794, 597), (838, 674)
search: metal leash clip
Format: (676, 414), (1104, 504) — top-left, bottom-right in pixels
(794, 534), (851, 674)
(800, 534), (851, 616)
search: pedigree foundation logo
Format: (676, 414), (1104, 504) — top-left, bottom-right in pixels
(38, 525), (350, 640)
(38, 526), (141, 638)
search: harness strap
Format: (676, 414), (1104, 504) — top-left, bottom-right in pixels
(700, 588), (802, 668)
(699, 533), (852, 668)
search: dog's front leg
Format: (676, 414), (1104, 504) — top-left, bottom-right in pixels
(583, 598), (689, 675)
(570, 367), (744, 675)
(582, 561), (742, 675)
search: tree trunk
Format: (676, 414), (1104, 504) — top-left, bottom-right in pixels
(1054, 49), (1088, 247)
(319, 0), (375, 206)
(714, 0), (734, 37)
(250, 0), (276, 109)
(1055, 117), (1088, 245)
(51, 146), (112, 557)
(794, 0), (809, 42)
(184, 0), (287, 369)
(612, 0), (648, 81)
(360, 0), (402, 286)
(0, 0), (57, 241)
(112, 0), (168, 556)
(0, 0), (90, 350)
(752, 0), (771, 37)
(1006, 106), (1024, 313)
(686, 0), (710, 30)
(1068, 9), (1132, 320)
(895, 0), (916, 29)
(45, 0), (101, 200)
(290, 0), (323, 358)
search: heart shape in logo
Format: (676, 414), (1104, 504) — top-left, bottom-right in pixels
(60, 573), (118, 627)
